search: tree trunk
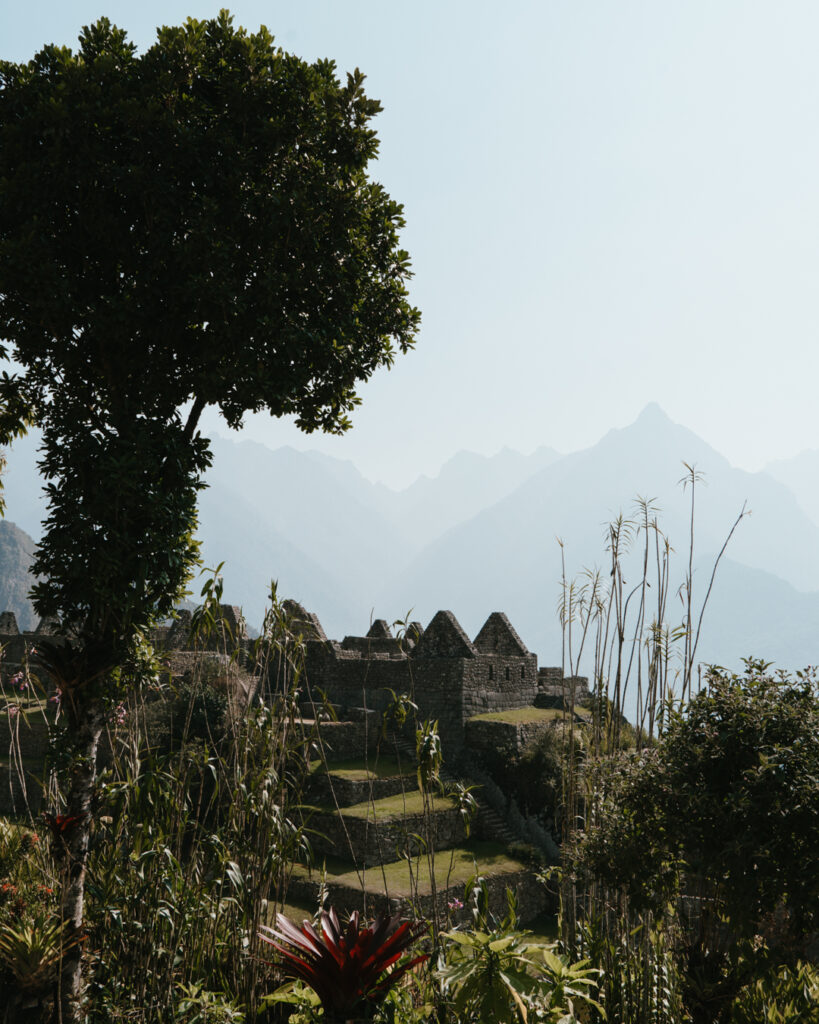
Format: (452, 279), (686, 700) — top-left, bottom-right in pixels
(57, 691), (105, 1024)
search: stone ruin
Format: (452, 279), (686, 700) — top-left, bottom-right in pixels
(0, 602), (590, 760)
(0, 602), (590, 922)
(278, 601), (590, 755)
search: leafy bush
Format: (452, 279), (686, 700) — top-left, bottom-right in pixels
(576, 660), (819, 1024)
(170, 677), (229, 747)
(730, 960), (819, 1024)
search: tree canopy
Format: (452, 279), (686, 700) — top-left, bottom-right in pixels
(581, 661), (819, 938)
(0, 10), (419, 653)
(0, 14), (419, 1018)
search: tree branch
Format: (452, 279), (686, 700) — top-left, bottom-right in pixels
(183, 395), (206, 442)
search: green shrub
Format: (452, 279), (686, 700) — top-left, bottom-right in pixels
(731, 961), (819, 1024)
(170, 678), (229, 747)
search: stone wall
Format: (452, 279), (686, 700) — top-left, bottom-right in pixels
(307, 770), (414, 808)
(461, 654), (538, 719)
(536, 668), (590, 708)
(311, 805), (466, 868)
(465, 715), (560, 761)
(287, 865), (551, 925)
(0, 712), (52, 760)
(310, 719), (380, 762)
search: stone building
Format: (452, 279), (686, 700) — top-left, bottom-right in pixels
(281, 601), (584, 754)
(0, 601), (589, 758)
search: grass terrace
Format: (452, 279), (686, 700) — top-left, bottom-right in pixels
(310, 756), (409, 782)
(322, 789), (457, 820)
(293, 840), (527, 898)
(468, 707), (564, 725)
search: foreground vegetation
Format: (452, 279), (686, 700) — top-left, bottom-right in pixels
(0, 14), (815, 1018)
(0, 570), (816, 1022)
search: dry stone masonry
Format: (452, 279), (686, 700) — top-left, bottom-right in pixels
(0, 602), (589, 922)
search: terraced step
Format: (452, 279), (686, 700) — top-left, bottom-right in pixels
(475, 803), (517, 845)
(307, 756), (416, 807)
(287, 841), (549, 925)
(387, 735), (523, 846)
(310, 789), (466, 867)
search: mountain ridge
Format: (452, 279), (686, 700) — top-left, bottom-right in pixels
(0, 405), (816, 669)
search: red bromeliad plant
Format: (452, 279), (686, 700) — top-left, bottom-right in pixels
(260, 908), (428, 1022)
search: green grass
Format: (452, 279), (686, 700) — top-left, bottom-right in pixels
(274, 896), (317, 927)
(320, 789), (456, 820)
(311, 756), (410, 782)
(469, 707), (564, 725)
(294, 841), (528, 897)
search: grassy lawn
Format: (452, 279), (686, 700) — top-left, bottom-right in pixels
(294, 841), (528, 898)
(322, 789), (457, 820)
(273, 896), (317, 926)
(469, 707), (563, 725)
(311, 756), (410, 782)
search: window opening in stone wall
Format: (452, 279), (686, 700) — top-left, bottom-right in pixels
(505, 666), (510, 681)
(488, 665), (494, 681)
(521, 666), (525, 679)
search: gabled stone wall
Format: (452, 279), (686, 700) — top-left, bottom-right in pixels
(0, 600), (588, 761)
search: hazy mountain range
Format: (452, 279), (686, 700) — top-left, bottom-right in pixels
(1, 404), (817, 673)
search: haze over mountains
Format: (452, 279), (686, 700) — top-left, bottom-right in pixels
(1, 405), (817, 673)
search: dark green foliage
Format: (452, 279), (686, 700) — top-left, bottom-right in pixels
(577, 660), (819, 1023)
(506, 841), (548, 868)
(581, 661), (819, 940)
(170, 679), (229, 747)
(0, 11), (419, 664)
(730, 960), (819, 1024)
(0, 15), (418, 1017)
(514, 727), (572, 818)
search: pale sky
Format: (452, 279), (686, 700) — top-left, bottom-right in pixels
(4, 1), (819, 487)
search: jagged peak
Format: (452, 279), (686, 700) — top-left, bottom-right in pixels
(635, 401), (669, 424)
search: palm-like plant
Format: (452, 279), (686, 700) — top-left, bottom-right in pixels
(0, 912), (80, 993)
(438, 928), (605, 1024)
(260, 908), (428, 1023)
(536, 946), (606, 1022)
(437, 929), (545, 1023)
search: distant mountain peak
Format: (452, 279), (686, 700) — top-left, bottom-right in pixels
(635, 402), (671, 424)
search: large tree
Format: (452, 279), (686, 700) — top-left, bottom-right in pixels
(0, 13), (419, 1019)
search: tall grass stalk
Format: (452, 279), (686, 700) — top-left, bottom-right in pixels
(556, 469), (746, 1023)
(69, 581), (324, 1022)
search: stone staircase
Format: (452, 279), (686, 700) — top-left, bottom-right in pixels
(387, 733), (521, 846)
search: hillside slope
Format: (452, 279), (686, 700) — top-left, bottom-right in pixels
(0, 520), (38, 632)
